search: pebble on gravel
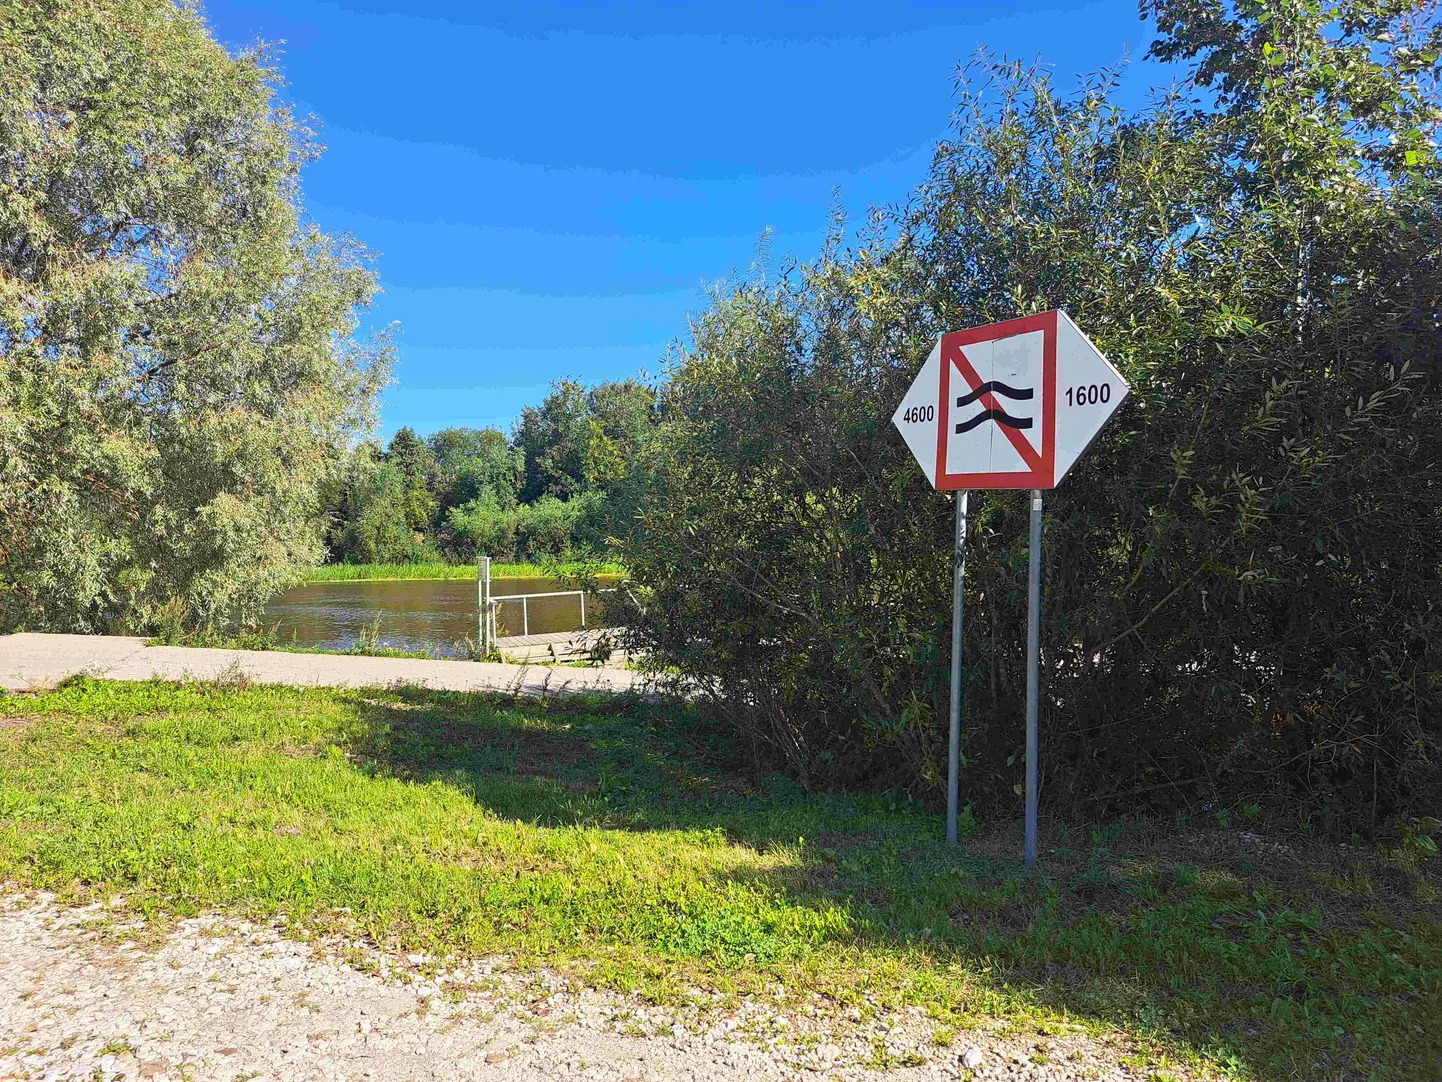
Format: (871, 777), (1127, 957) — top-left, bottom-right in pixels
(0, 892), (1212, 1082)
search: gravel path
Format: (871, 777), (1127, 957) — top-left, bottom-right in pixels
(0, 894), (1209, 1082)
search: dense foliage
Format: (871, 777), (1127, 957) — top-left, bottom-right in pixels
(617, 0), (1442, 829)
(0, 0), (389, 632)
(322, 378), (655, 565)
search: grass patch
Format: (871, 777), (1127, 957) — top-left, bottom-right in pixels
(0, 680), (1438, 1080)
(303, 561), (625, 584)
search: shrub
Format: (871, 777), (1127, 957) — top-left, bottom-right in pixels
(444, 491), (519, 561)
(335, 460), (425, 564)
(443, 490), (607, 561)
(516, 492), (608, 558)
(616, 5), (1442, 829)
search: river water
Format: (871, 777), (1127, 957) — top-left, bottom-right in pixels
(260, 577), (619, 658)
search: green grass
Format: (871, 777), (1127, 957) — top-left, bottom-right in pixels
(1, 680), (1438, 1080)
(303, 561), (626, 583)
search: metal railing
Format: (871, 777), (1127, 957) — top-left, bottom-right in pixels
(476, 555), (620, 648)
(487, 588), (616, 638)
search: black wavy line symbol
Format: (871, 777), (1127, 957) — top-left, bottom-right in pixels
(955, 409), (1033, 434)
(955, 381), (1033, 408)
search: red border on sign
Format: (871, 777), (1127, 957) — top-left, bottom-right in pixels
(934, 310), (1057, 490)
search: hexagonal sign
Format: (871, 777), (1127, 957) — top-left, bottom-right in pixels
(892, 310), (1129, 489)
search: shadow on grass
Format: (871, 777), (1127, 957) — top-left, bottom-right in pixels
(343, 685), (1440, 1081)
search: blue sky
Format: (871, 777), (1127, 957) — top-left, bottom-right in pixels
(201, 1), (1175, 440)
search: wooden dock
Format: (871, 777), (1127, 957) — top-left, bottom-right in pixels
(494, 627), (627, 664)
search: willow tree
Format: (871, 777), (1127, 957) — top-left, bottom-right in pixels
(0, 0), (391, 632)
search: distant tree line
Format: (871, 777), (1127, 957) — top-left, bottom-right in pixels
(321, 379), (656, 564)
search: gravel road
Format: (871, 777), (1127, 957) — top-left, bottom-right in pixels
(0, 893), (1209, 1082)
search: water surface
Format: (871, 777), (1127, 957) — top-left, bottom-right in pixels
(261, 577), (618, 658)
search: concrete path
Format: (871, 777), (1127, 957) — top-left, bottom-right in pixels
(0, 634), (644, 696)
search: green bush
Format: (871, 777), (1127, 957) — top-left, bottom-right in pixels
(517, 491), (608, 558)
(319, 387), (645, 567)
(443, 490), (607, 562)
(515, 495), (576, 557)
(445, 491), (520, 560)
(616, 3), (1442, 829)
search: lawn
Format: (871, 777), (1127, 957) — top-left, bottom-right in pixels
(304, 560), (625, 583)
(0, 679), (1437, 1080)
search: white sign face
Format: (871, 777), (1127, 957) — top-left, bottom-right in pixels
(892, 310), (1128, 490)
(892, 338), (941, 487)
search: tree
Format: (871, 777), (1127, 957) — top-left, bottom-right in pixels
(332, 450), (420, 564)
(510, 377), (656, 552)
(427, 427), (520, 512)
(583, 379), (656, 492)
(0, 0), (390, 631)
(514, 379), (593, 501)
(383, 427), (437, 532)
(617, 1), (1442, 827)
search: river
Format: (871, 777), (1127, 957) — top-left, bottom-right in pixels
(260, 577), (619, 658)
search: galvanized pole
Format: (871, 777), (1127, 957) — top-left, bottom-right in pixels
(1024, 490), (1043, 866)
(946, 491), (969, 845)
(478, 555), (491, 655)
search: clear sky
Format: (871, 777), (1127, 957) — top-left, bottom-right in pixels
(201, 1), (1175, 441)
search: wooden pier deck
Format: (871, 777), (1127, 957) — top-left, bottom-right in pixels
(494, 627), (627, 664)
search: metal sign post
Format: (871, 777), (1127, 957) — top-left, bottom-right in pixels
(1024, 491), (1043, 865)
(946, 490), (968, 845)
(892, 310), (1129, 865)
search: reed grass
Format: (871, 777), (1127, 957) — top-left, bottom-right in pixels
(303, 561), (625, 583)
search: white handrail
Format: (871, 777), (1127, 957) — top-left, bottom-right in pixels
(487, 587), (617, 637)
(488, 589), (611, 602)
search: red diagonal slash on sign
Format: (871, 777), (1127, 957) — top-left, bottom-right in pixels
(946, 339), (1044, 473)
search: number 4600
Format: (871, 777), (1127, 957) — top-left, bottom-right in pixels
(1066, 383), (1110, 407)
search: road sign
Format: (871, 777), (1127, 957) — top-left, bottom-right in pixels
(892, 310), (1128, 491)
(892, 310), (1130, 866)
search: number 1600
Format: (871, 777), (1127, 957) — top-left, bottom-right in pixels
(1066, 383), (1110, 407)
